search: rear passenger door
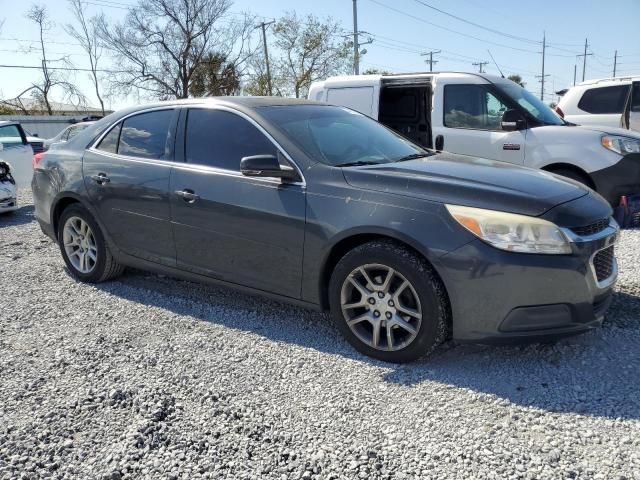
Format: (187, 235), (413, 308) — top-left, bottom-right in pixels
(83, 108), (178, 266)
(170, 107), (306, 299)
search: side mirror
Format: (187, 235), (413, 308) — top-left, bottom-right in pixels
(501, 109), (527, 131)
(240, 153), (299, 181)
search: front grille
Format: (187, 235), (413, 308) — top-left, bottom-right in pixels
(30, 142), (44, 154)
(570, 218), (610, 236)
(593, 246), (615, 282)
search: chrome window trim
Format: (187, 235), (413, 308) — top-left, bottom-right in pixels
(88, 102), (306, 187)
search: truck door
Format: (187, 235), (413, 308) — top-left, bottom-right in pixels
(432, 83), (525, 164)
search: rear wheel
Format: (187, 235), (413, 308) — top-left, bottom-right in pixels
(58, 204), (124, 283)
(329, 240), (449, 363)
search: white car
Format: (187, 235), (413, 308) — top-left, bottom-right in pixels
(0, 121), (34, 188)
(309, 72), (640, 205)
(556, 77), (640, 133)
(0, 145), (18, 213)
(43, 121), (95, 151)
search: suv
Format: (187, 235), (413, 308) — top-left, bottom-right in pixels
(309, 72), (640, 206)
(32, 98), (618, 362)
(556, 77), (640, 133)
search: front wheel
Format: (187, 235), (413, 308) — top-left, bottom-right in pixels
(58, 204), (124, 283)
(329, 240), (450, 363)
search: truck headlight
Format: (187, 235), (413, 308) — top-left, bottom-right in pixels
(601, 135), (640, 155)
(446, 205), (572, 254)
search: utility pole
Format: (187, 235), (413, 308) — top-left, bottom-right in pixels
(573, 64), (577, 86)
(472, 61), (488, 73)
(576, 38), (593, 82)
(613, 50), (618, 78)
(256, 20), (275, 95)
(352, 0), (359, 75)
(420, 50), (440, 72)
(536, 32), (550, 101)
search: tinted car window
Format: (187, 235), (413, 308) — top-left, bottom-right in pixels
(186, 109), (277, 170)
(632, 83), (640, 113)
(97, 123), (121, 154)
(118, 110), (173, 159)
(578, 85), (630, 114)
(259, 105), (429, 166)
(444, 84), (507, 129)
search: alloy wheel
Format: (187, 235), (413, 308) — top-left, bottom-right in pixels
(62, 216), (98, 274)
(340, 263), (422, 351)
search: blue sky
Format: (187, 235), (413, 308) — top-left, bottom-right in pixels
(1, 0), (639, 109)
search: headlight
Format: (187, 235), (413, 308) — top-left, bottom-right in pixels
(601, 135), (640, 155)
(446, 205), (572, 254)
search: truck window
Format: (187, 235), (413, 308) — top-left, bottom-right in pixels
(327, 87), (374, 117)
(444, 84), (507, 130)
(578, 85), (630, 114)
(0, 124), (25, 146)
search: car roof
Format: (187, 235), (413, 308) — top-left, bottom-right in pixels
(0, 121), (19, 127)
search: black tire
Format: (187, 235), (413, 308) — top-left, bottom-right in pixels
(57, 203), (124, 283)
(548, 168), (594, 189)
(329, 240), (450, 363)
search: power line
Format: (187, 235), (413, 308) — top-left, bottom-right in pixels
(411, 0), (540, 45)
(366, 0), (540, 55)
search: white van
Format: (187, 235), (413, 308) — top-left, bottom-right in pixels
(308, 72), (640, 205)
(556, 77), (639, 133)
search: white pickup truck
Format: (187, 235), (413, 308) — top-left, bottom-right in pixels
(308, 72), (640, 205)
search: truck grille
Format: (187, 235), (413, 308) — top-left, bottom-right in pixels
(570, 218), (609, 236)
(593, 246), (615, 282)
(30, 142), (44, 154)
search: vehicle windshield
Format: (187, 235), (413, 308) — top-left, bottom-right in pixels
(495, 81), (565, 126)
(257, 105), (431, 166)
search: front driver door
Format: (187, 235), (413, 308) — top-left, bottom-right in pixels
(83, 108), (178, 266)
(170, 107), (306, 299)
(433, 83), (526, 164)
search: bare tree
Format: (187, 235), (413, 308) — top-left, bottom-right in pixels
(25, 4), (86, 115)
(65, 0), (105, 115)
(97, 0), (257, 100)
(272, 12), (351, 98)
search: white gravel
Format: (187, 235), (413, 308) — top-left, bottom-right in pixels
(1, 189), (639, 480)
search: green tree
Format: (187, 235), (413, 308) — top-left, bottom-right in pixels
(362, 68), (392, 75)
(507, 74), (526, 88)
(272, 12), (351, 98)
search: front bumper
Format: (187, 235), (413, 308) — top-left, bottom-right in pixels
(591, 153), (640, 205)
(435, 220), (618, 344)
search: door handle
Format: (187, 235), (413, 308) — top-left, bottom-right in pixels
(175, 189), (200, 203)
(91, 173), (110, 184)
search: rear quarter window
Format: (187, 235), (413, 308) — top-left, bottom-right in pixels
(578, 85), (630, 114)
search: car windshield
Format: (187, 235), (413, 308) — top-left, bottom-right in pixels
(495, 81), (565, 126)
(258, 105), (431, 166)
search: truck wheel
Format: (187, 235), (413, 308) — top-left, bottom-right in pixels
(549, 168), (594, 189)
(329, 240), (450, 363)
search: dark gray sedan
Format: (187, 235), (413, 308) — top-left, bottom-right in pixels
(32, 97), (618, 362)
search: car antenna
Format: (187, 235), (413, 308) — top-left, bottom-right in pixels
(487, 50), (505, 78)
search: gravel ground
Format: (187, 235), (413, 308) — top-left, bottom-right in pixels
(1, 189), (639, 480)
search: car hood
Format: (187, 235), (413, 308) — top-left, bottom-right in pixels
(537, 124), (640, 140)
(575, 125), (640, 139)
(342, 152), (589, 217)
